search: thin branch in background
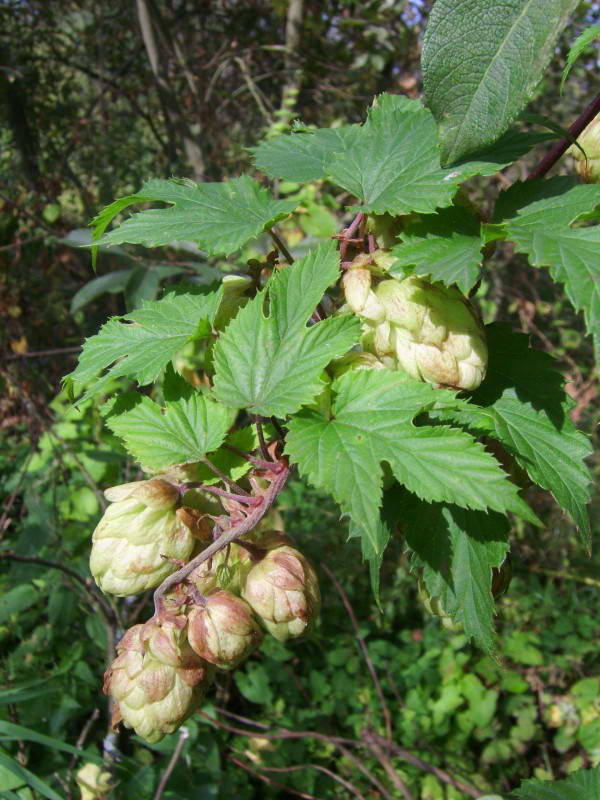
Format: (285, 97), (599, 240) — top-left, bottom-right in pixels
(0, 450), (34, 542)
(0, 552), (118, 627)
(153, 727), (189, 800)
(368, 730), (483, 799)
(321, 563), (393, 742)
(229, 750), (367, 800)
(233, 56), (273, 122)
(362, 729), (414, 800)
(269, 229), (294, 265)
(528, 89), (600, 180)
(49, 430), (108, 511)
(65, 708), (101, 797)
(227, 755), (319, 800)
(6, 346), (81, 362)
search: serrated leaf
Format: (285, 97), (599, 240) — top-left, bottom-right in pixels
(251, 125), (359, 182)
(103, 370), (230, 470)
(423, 0), (579, 165)
(404, 494), (509, 651)
(511, 764), (600, 799)
(327, 98), (468, 215)
(561, 25), (600, 92)
(390, 206), (484, 293)
(449, 129), (557, 178)
(213, 242), (360, 417)
(93, 176), (297, 257)
(450, 325), (593, 546)
(286, 371), (538, 566)
(65, 285), (222, 401)
(495, 179), (600, 347)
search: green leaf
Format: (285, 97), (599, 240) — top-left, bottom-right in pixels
(422, 0), (580, 165)
(93, 176), (297, 257)
(0, 585), (38, 625)
(213, 242), (360, 417)
(495, 179), (600, 347)
(70, 268), (133, 313)
(251, 125), (359, 182)
(0, 750), (62, 800)
(405, 496), (509, 651)
(449, 325), (593, 546)
(0, 722), (103, 765)
(104, 370), (230, 470)
(511, 764), (600, 799)
(65, 285), (223, 401)
(327, 98), (469, 215)
(390, 206), (484, 294)
(286, 371), (538, 565)
(450, 129), (557, 178)
(561, 25), (600, 92)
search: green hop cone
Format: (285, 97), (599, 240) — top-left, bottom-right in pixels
(187, 589), (263, 669)
(569, 114), (600, 182)
(75, 763), (112, 800)
(104, 616), (212, 744)
(90, 480), (196, 596)
(330, 351), (387, 379)
(241, 536), (321, 642)
(417, 579), (463, 633)
(374, 276), (487, 390)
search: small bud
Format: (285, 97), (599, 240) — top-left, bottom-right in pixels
(104, 618), (212, 744)
(242, 543), (320, 642)
(569, 114), (600, 182)
(75, 763), (111, 800)
(417, 579), (463, 633)
(214, 274), (253, 328)
(90, 480), (194, 596)
(187, 590), (263, 669)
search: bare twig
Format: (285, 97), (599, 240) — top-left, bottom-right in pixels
(227, 755), (319, 800)
(368, 731), (483, 799)
(363, 729), (414, 800)
(66, 708), (101, 795)
(321, 564), (393, 742)
(231, 753), (366, 800)
(528, 90), (600, 180)
(5, 346), (81, 361)
(153, 727), (189, 800)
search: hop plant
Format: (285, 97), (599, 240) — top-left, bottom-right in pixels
(569, 113), (600, 182)
(187, 589), (263, 669)
(344, 258), (487, 390)
(75, 763), (112, 800)
(417, 579), (463, 632)
(242, 534), (321, 642)
(90, 480), (196, 596)
(104, 616), (212, 743)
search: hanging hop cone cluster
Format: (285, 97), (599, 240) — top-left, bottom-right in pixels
(93, 479), (320, 743)
(342, 250), (488, 391)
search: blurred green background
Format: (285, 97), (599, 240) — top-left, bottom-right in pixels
(1, 1), (600, 797)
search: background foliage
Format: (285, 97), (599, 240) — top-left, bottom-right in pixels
(1, 1), (600, 798)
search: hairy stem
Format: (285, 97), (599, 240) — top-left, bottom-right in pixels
(528, 89), (600, 180)
(153, 461), (289, 613)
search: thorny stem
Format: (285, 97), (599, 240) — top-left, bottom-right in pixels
(269, 228), (294, 264)
(153, 460), (290, 614)
(528, 89), (600, 180)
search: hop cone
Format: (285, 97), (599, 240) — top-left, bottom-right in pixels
(104, 616), (212, 743)
(90, 480), (195, 596)
(569, 114), (600, 182)
(242, 536), (321, 642)
(187, 590), (263, 669)
(75, 763), (111, 800)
